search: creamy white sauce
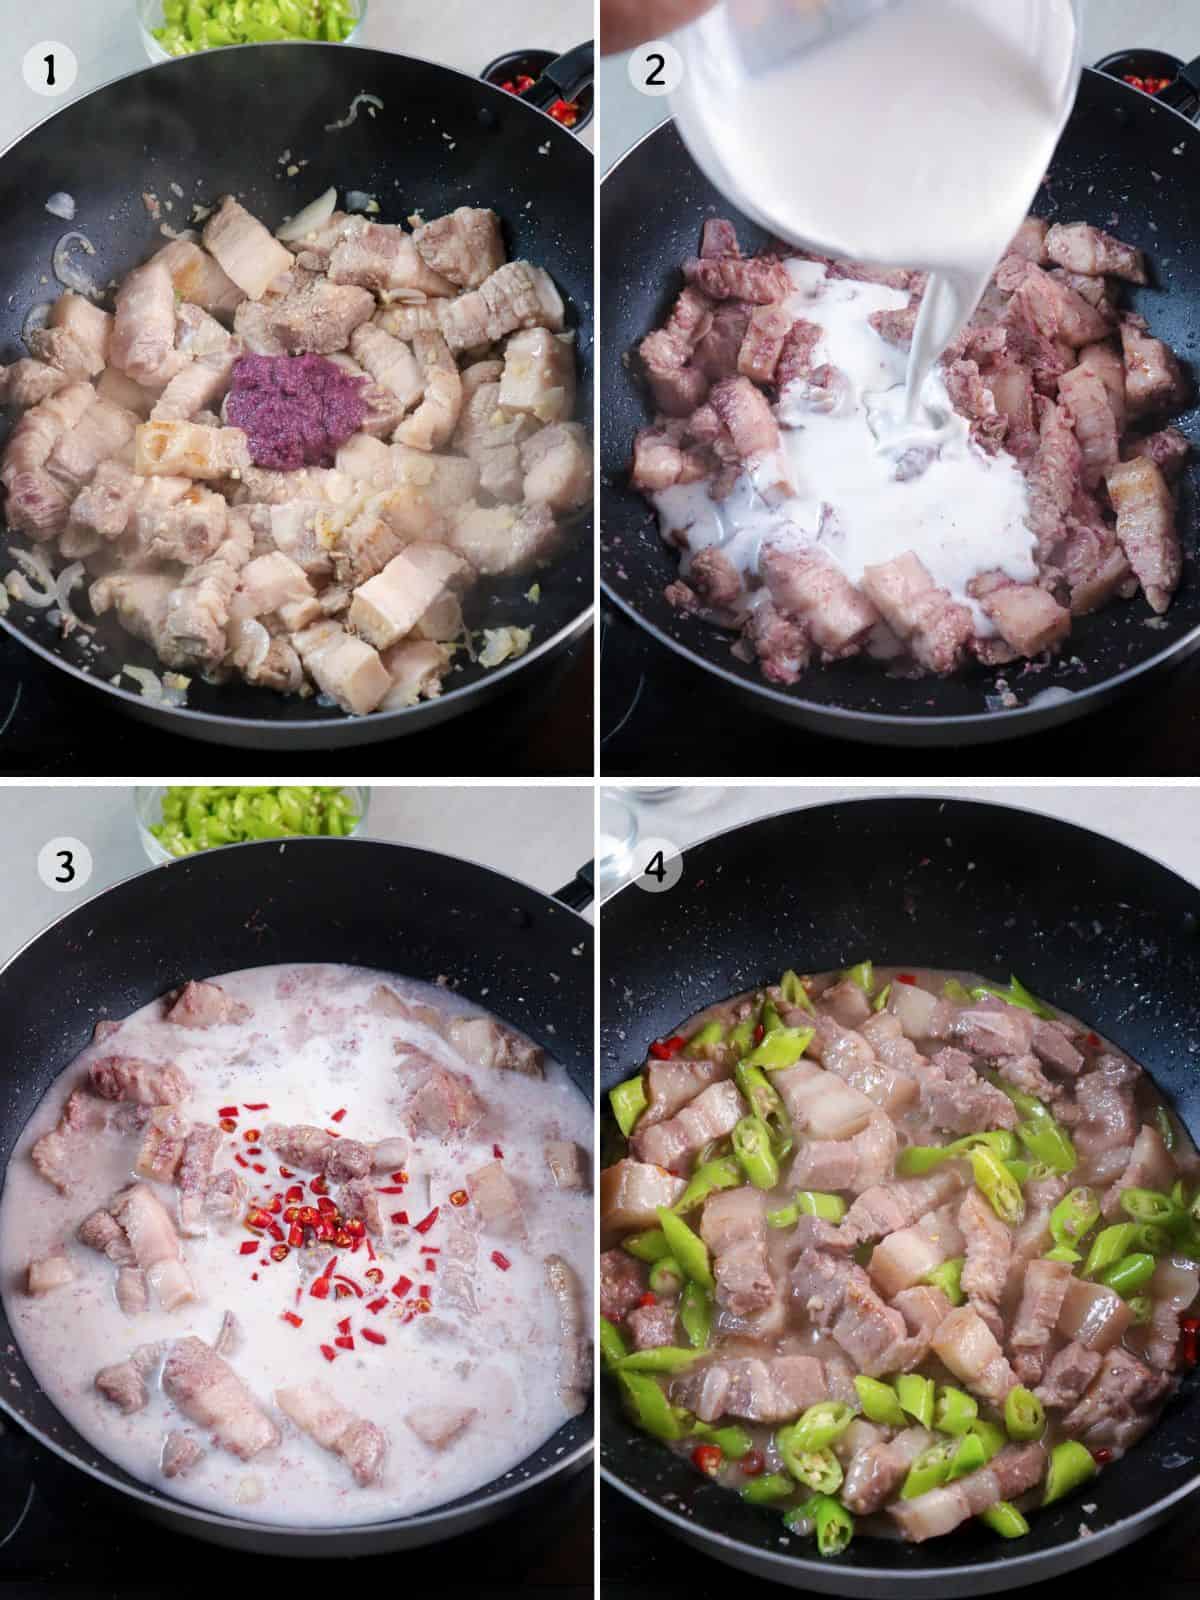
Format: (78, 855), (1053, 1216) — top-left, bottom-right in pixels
(0, 964), (591, 1527)
(653, 259), (1037, 631)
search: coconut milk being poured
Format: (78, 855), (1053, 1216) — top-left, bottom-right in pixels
(663, 0), (1084, 614)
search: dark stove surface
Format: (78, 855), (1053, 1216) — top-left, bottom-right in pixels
(0, 1415), (591, 1597)
(601, 1480), (1200, 1599)
(600, 608), (1200, 776)
(0, 632), (593, 778)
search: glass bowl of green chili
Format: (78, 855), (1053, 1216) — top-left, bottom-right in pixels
(135, 785), (369, 863)
(138, 0), (366, 65)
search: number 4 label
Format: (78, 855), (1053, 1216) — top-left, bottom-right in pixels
(628, 41), (684, 98)
(633, 835), (684, 894)
(37, 836), (93, 893)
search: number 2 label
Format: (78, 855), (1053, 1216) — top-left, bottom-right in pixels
(628, 41), (683, 98)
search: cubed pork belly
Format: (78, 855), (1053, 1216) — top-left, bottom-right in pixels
(1036, 1341), (1103, 1411)
(801, 1014), (916, 1114)
(1073, 1055), (1140, 1184)
(262, 1123), (334, 1171)
(842, 1426), (934, 1514)
(112, 1184), (195, 1312)
(151, 352), (238, 423)
(642, 1059), (729, 1126)
(958, 1188), (1012, 1340)
(349, 545), (464, 650)
(919, 1045), (1019, 1135)
(1025, 397), (1082, 556)
(466, 1159), (525, 1239)
(1010, 1258), (1073, 1385)
(30, 1128), (74, 1194)
(45, 397), (138, 499)
(28, 292), (113, 379)
(701, 1187), (776, 1317)
(600, 1247), (646, 1322)
(708, 376), (778, 461)
(78, 1208), (135, 1263)
(682, 254), (791, 304)
(974, 577), (1070, 658)
(292, 620), (391, 715)
(407, 1067), (484, 1138)
(1031, 1017), (1085, 1077)
(1058, 1276), (1134, 1353)
(545, 1140), (590, 1191)
(737, 303), (792, 386)
(267, 276), (376, 355)
(205, 1170), (246, 1224)
(499, 327), (576, 424)
(370, 1136), (410, 1172)
(134, 1107), (189, 1184)
(999, 256), (1114, 347)
(134, 419), (250, 480)
(163, 509), (254, 670)
(2, 379), (96, 513)
(111, 262), (184, 388)
(889, 1444), (1046, 1542)
(446, 1015), (544, 1077)
(789, 1112), (897, 1194)
(177, 1126), (221, 1237)
(161, 1431), (204, 1479)
(413, 206), (505, 289)
(695, 302), (754, 382)
(545, 1253), (590, 1415)
(792, 1249), (925, 1376)
(760, 544), (879, 658)
(26, 1252), (76, 1296)
(164, 1336), (280, 1459)
(672, 1354), (827, 1424)
(1141, 1258), (1199, 1371)
(1060, 1346), (1173, 1455)
(894, 1285), (953, 1337)
(275, 1381), (387, 1485)
(946, 997), (1033, 1058)
(1121, 316), (1189, 418)
(627, 1301), (676, 1350)
(522, 421), (592, 511)
(929, 1305), (1018, 1406)
(1005, 1175), (1069, 1298)
(393, 331), (463, 451)
(999, 1052), (1062, 1104)
(116, 1268), (149, 1316)
(379, 639), (452, 708)
(1102, 1122), (1176, 1219)
(203, 197), (294, 300)
(440, 262), (564, 354)
(328, 222), (456, 298)
(867, 1205), (964, 1299)
(1046, 221), (1147, 283)
(1008, 215), (1050, 263)
(1106, 455), (1180, 614)
(860, 552), (972, 674)
(151, 239), (245, 318)
(1124, 424), (1190, 483)
(95, 1344), (165, 1414)
(404, 1405), (477, 1451)
(2, 357), (71, 409)
(600, 1159), (686, 1236)
(1058, 363), (1120, 487)
(89, 1057), (189, 1105)
(841, 1167), (967, 1247)
(630, 1080), (743, 1174)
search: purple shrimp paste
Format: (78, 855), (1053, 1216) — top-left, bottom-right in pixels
(226, 353), (368, 471)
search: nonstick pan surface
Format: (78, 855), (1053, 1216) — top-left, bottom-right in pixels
(0, 43), (593, 750)
(600, 69), (1200, 746)
(600, 797), (1200, 1594)
(0, 838), (592, 1555)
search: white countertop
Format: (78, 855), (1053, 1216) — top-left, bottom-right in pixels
(600, 0), (1198, 168)
(0, 784), (595, 961)
(612, 783), (1200, 890)
(4, 0), (593, 156)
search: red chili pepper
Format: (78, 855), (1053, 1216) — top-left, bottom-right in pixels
(493, 1144), (504, 1160)
(250, 1272), (258, 1281)
(691, 1444), (723, 1477)
(334, 1335), (355, 1351)
(547, 97), (580, 128)
(320, 1344), (337, 1363)
(753, 1024), (764, 1044)
(221, 1119), (239, 1135)
(330, 1108), (347, 1123)
(362, 1328), (387, 1346)
(238, 1240), (257, 1256)
(649, 1036), (686, 1060)
(345, 1218), (366, 1238)
(1180, 1317), (1200, 1366)
(414, 1207), (440, 1234)
(390, 1170), (408, 1185)
(365, 1238), (376, 1262)
(218, 1105), (238, 1118)
(450, 1189), (468, 1207)
(279, 1166), (295, 1178)
(897, 973), (918, 985)
(334, 1229), (353, 1247)
(285, 1185), (304, 1203)
(415, 1298), (432, 1315)
(334, 1282), (352, 1300)
(388, 1211), (406, 1225)
(246, 1208), (272, 1230)
(252, 1163), (266, 1174)
(420, 1246), (441, 1254)
(392, 1274), (413, 1298)
(419, 1283), (432, 1299)
(500, 72), (536, 95)
(288, 1224), (303, 1247)
(310, 1175), (329, 1196)
(491, 1250), (511, 1270)
(376, 1186), (406, 1194)
(325, 1129), (342, 1138)
(266, 1195), (282, 1213)
(320, 1256), (339, 1279)
(638, 1291), (657, 1308)
(243, 1128), (260, 1143)
(317, 1196), (338, 1215)
(334, 1274), (364, 1298)
(425, 1259), (437, 1274)
(1086, 1033), (1101, 1048)
(336, 1314), (351, 1336)
(1091, 1447), (1114, 1465)
(281, 1311), (302, 1327)
(741, 1449), (766, 1478)
(310, 1277), (330, 1300)
(367, 1296), (388, 1313)
(270, 1243), (289, 1262)
(244, 1102), (269, 1111)
(365, 1267), (384, 1286)
(247, 1147), (263, 1156)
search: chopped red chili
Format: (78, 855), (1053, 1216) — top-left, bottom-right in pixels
(420, 1246), (441, 1254)
(288, 1224), (303, 1247)
(493, 1144), (504, 1160)
(450, 1189), (468, 1207)
(336, 1315), (351, 1336)
(320, 1256), (339, 1279)
(367, 1296), (389, 1313)
(317, 1196), (338, 1214)
(649, 1037), (686, 1060)
(1091, 1447), (1114, 1465)
(310, 1277), (330, 1300)
(334, 1229), (352, 1247)
(425, 1259), (437, 1274)
(334, 1274), (364, 1298)
(548, 97), (580, 127)
(345, 1218), (365, 1237)
(490, 1251), (511, 1271)
(281, 1311), (302, 1328)
(392, 1275), (413, 1298)
(310, 1175), (329, 1196)
(334, 1335), (355, 1351)
(266, 1195), (282, 1213)
(1086, 1032), (1102, 1048)
(238, 1240), (258, 1256)
(220, 1119), (238, 1134)
(376, 1186), (406, 1194)
(246, 1208), (271, 1230)
(325, 1129), (342, 1138)
(1180, 1317), (1200, 1365)
(244, 1102), (269, 1110)
(500, 72), (536, 95)
(243, 1128), (260, 1143)
(741, 1449), (766, 1477)
(217, 1106), (238, 1118)
(252, 1163), (266, 1174)
(270, 1244), (289, 1262)
(390, 1210), (408, 1224)
(320, 1344), (337, 1363)
(285, 1185), (304, 1203)
(897, 973), (918, 985)
(362, 1328), (387, 1346)
(365, 1267), (384, 1285)
(391, 1170), (408, 1184)
(753, 1023), (764, 1044)
(414, 1207), (440, 1234)
(691, 1444), (723, 1477)
(278, 1166), (295, 1178)
(638, 1291), (657, 1308)
(419, 1283), (431, 1299)
(330, 1108), (347, 1123)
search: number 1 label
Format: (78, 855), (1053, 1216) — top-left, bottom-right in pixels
(23, 41), (78, 98)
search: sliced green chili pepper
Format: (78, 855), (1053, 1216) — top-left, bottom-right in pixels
(692, 1421), (754, 1458)
(599, 1316), (628, 1371)
(1043, 1440), (1097, 1506)
(1082, 1222), (1138, 1280)
(898, 1130), (1017, 1178)
(872, 983), (892, 1012)
(970, 1145), (1025, 1225)
(656, 1208), (715, 1290)
(727, 1016), (756, 1056)
(672, 1157), (742, 1215)
(1050, 1187), (1100, 1253)
(735, 1061), (791, 1145)
(732, 1116), (780, 1190)
(984, 1071), (1050, 1122)
(947, 1431), (987, 1481)
(1006, 1159), (1032, 1186)
(980, 1501), (1030, 1538)
(844, 961), (874, 993)
(1133, 1223), (1172, 1256)
(967, 1420), (1006, 1464)
(933, 1384), (977, 1435)
(742, 1026), (814, 1071)
(1003, 1385), (1046, 1441)
(805, 1494), (855, 1557)
(785, 1402), (855, 1453)
(1128, 1293), (1153, 1326)
(679, 1280), (712, 1350)
(780, 970), (814, 1013)
(648, 1257), (683, 1296)
(623, 1228), (669, 1263)
(1044, 1244), (1082, 1263)
(1155, 1105), (1177, 1152)
(902, 1440), (956, 1498)
(610, 1076), (648, 1138)
(796, 1190), (847, 1222)
(1099, 1251), (1156, 1296)
(854, 1376), (907, 1427)
(969, 975), (1056, 1020)
(1120, 1187), (1178, 1226)
(761, 1001), (785, 1035)
(1017, 1117), (1077, 1175)
(896, 1374), (935, 1429)
(778, 1438), (844, 1495)
(619, 1345), (700, 1373)
(943, 978), (973, 1003)
(923, 1256), (966, 1307)
(741, 1472), (794, 1505)
(685, 1020), (724, 1056)
(619, 1371), (685, 1442)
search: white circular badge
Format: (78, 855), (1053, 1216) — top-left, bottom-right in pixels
(38, 836), (93, 893)
(632, 835), (684, 894)
(628, 40), (684, 98)
(23, 42), (78, 98)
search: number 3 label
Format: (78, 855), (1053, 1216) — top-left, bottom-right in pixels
(37, 836), (93, 893)
(22, 42), (78, 98)
(628, 41), (683, 98)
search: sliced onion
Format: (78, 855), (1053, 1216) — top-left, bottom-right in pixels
(6, 545), (57, 606)
(55, 560), (93, 634)
(324, 93), (383, 132)
(238, 617), (271, 675)
(45, 192), (76, 221)
(161, 672), (190, 707)
(52, 232), (100, 298)
(345, 191), (379, 215)
(122, 665), (164, 701)
(276, 186), (338, 243)
(0, 586), (8, 615)
(5, 571), (53, 608)
(22, 301), (53, 344)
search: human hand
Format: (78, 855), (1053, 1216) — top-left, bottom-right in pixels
(601, 0), (718, 55)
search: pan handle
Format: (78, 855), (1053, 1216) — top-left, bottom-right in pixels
(553, 860), (595, 913)
(523, 40), (595, 114)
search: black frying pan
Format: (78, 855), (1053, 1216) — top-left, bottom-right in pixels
(601, 66), (1200, 747)
(0, 42), (593, 751)
(0, 837), (593, 1555)
(600, 797), (1200, 1595)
